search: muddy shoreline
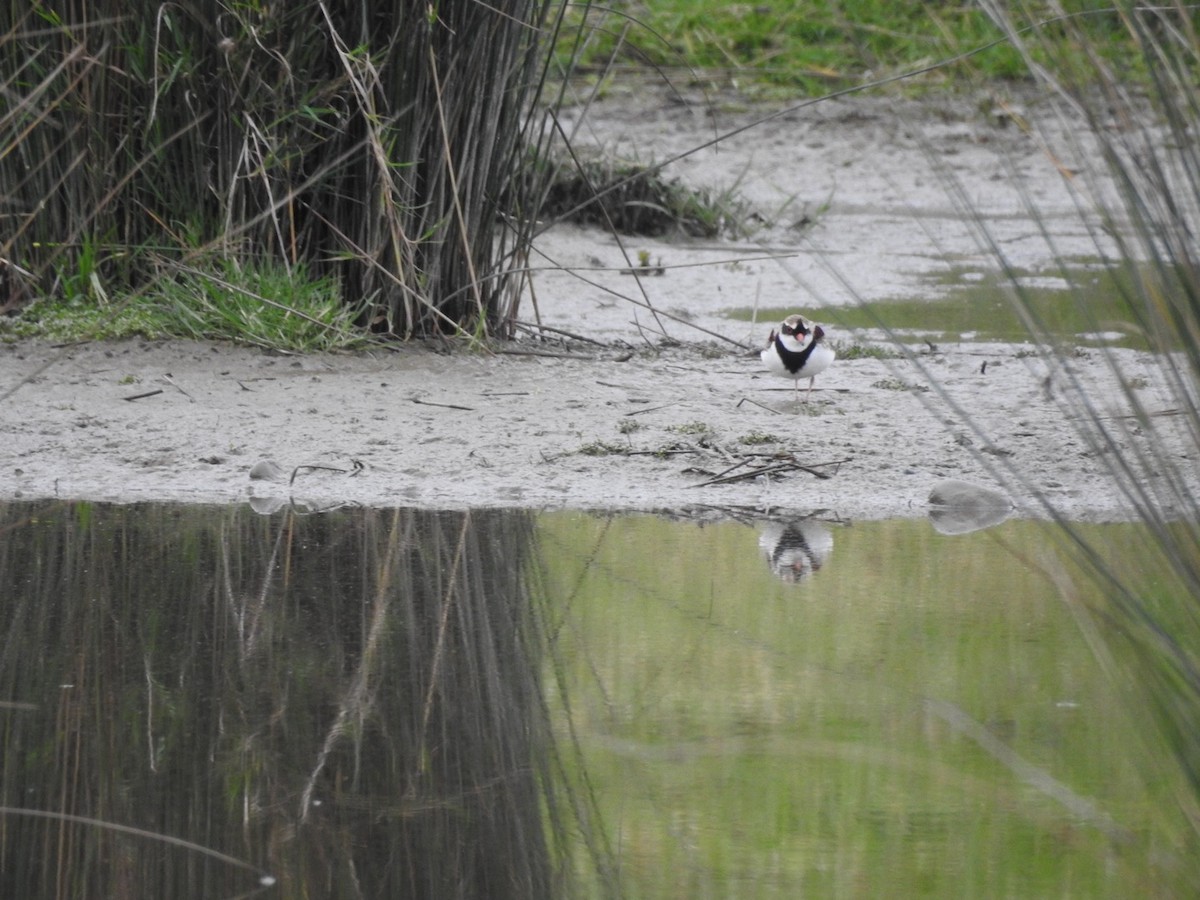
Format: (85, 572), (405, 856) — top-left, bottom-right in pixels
(1, 89), (1188, 521)
(0, 332), (1182, 522)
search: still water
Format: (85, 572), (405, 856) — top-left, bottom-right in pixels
(0, 500), (1193, 897)
(738, 259), (1187, 351)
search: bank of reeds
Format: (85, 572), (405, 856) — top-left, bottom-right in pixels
(936, 3), (1200, 808)
(0, 500), (611, 897)
(0, 1), (570, 339)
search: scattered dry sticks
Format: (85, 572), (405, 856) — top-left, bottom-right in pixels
(687, 454), (849, 487)
(554, 430), (850, 485)
(510, 319), (606, 347)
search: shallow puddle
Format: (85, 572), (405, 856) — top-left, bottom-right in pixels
(733, 261), (1182, 351)
(0, 500), (1194, 897)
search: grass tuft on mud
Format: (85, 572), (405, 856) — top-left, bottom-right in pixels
(541, 161), (750, 237)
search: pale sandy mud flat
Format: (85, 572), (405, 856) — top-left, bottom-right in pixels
(1, 87), (1193, 522)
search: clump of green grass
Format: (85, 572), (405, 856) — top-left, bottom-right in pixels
(793, 402), (832, 417)
(666, 421), (713, 437)
(1, 259), (368, 352)
(832, 342), (903, 360)
(872, 378), (928, 393)
(739, 431), (780, 445)
(152, 261), (368, 352)
(0, 297), (173, 343)
(578, 440), (627, 457)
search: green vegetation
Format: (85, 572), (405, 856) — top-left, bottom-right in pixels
(562, 2), (1146, 95)
(829, 342), (904, 360)
(1, 260), (369, 351)
(153, 262), (368, 351)
(1, 1), (566, 342)
(871, 377), (929, 392)
(665, 420), (713, 436)
(0, 1), (1169, 352)
(738, 430), (781, 445)
(577, 439), (628, 456)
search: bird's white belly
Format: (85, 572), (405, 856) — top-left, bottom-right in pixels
(800, 344), (835, 378)
(761, 342), (835, 379)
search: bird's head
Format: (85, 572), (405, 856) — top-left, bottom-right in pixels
(780, 314), (809, 339)
(776, 314), (815, 349)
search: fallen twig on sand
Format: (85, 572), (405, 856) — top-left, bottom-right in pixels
(411, 397), (474, 410)
(494, 347), (596, 361)
(736, 396), (780, 414)
(622, 402), (680, 416)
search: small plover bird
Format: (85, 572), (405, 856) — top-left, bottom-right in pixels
(761, 314), (836, 403)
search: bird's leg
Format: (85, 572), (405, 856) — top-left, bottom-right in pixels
(805, 377), (815, 404)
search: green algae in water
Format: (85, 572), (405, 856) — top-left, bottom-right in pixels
(538, 511), (1200, 897)
(732, 262), (1189, 352)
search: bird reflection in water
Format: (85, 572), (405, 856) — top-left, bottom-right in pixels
(758, 518), (835, 583)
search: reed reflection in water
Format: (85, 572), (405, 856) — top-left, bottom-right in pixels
(1, 500), (1196, 898)
(0, 500), (602, 899)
